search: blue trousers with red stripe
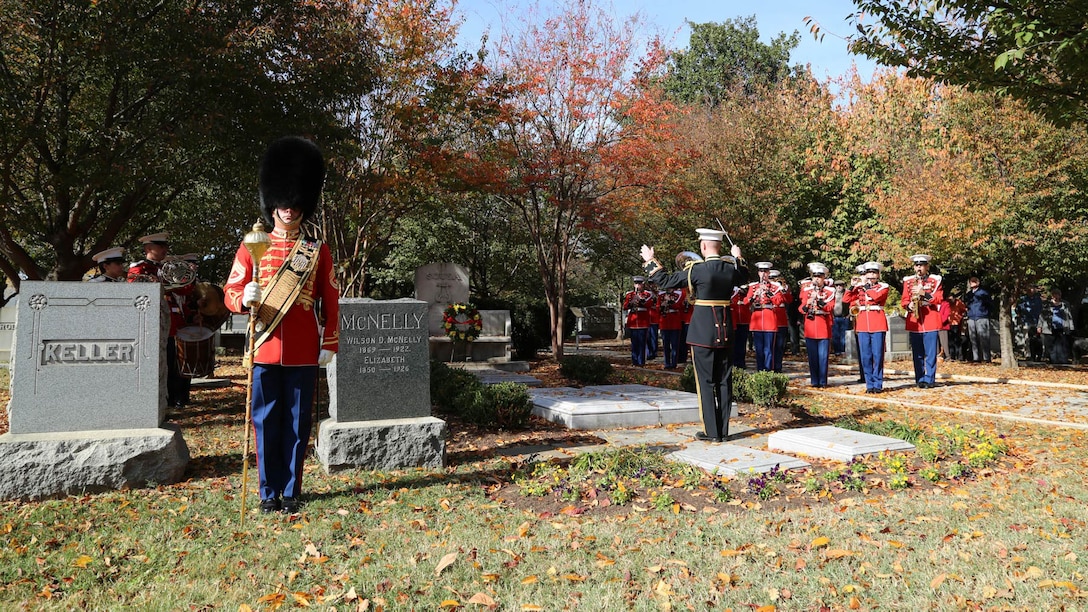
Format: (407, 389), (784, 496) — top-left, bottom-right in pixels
(252, 364), (317, 501)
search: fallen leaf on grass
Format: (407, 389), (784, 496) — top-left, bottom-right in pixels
(467, 592), (497, 606)
(73, 555), (93, 568)
(810, 536), (830, 549)
(435, 552), (458, 576)
(1039, 580), (1079, 592)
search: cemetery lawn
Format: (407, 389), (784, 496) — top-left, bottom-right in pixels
(1, 360), (1087, 609)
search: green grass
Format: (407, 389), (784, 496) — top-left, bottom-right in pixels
(1, 371), (1087, 609)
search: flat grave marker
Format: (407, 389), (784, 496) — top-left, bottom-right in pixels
(767, 425), (914, 461)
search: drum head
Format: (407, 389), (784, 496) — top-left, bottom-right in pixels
(177, 326), (215, 342)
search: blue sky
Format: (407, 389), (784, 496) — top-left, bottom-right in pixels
(454, 0), (880, 81)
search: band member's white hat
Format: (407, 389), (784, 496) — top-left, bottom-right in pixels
(863, 261), (883, 272)
(755, 261), (773, 270)
(138, 232), (169, 245)
(810, 263), (828, 276)
(695, 228), (725, 242)
(92, 247), (126, 264)
(768, 269), (782, 278)
(910, 254), (932, 264)
(632, 276), (645, 283)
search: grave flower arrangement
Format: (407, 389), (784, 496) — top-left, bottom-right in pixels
(443, 302), (483, 342)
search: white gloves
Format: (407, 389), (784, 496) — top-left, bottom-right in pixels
(640, 245), (655, 263)
(318, 349), (336, 366)
(243, 281), (262, 307)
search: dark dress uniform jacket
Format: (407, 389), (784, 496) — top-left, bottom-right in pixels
(646, 255), (748, 347)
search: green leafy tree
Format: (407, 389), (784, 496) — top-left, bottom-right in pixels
(661, 16), (802, 106)
(846, 0), (1088, 124)
(0, 0), (374, 288)
(320, 0), (502, 297)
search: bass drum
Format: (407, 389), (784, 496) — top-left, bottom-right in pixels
(176, 326), (216, 378)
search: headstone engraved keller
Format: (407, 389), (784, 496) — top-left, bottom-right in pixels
(0, 281), (189, 500)
(317, 298), (446, 471)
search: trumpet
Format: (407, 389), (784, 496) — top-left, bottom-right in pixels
(659, 290), (681, 313)
(804, 289), (819, 320)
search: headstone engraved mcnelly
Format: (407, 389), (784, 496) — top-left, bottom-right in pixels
(318, 298), (445, 470)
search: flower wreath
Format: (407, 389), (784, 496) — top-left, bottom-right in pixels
(443, 302), (483, 342)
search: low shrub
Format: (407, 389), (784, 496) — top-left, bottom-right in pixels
(559, 354), (613, 384)
(679, 363), (696, 393)
(430, 359), (482, 413)
(459, 382), (534, 429)
(734, 369), (789, 406)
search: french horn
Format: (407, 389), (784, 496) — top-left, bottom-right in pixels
(675, 250), (703, 268)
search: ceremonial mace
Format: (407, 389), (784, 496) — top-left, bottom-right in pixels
(240, 220), (271, 525)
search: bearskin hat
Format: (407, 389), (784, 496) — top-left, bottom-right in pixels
(258, 136), (325, 228)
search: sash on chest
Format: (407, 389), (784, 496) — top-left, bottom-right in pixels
(252, 237), (321, 350)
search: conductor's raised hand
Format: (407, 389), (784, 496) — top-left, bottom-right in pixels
(731, 244), (742, 259)
(640, 245), (655, 263)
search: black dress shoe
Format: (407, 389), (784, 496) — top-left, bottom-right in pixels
(260, 499), (281, 514)
(694, 432), (722, 443)
(280, 497), (301, 514)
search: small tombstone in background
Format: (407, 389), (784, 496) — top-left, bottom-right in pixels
(414, 263), (470, 337)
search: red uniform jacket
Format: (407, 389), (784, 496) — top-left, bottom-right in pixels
(774, 285), (792, 328)
(843, 282), (890, 333)
(658, 289), (685, 331)
(901, 274), (944, 332)
(744, 281), (788, 332)
(648, 298), (661, 327)
(623, 290), (656, 329)
(732, 285), (752, 327)
(947, 298), (967, 330)
(224, 228), (340, 366)
(799, 285), (835, 339)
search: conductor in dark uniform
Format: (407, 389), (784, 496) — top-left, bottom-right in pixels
(642, 229), (747, 442)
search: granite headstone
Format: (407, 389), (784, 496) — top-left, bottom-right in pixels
(7, 281), (166, 433)
(327, 298), (431, 421)
(573, 305), (618, 339)
(414, 262), (470, 336)
(318, 298), (446, 471)
(0, 281), (188, 500)
(0, 299), (16, 366)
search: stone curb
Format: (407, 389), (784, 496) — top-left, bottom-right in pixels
(797, 388), (1088, 431)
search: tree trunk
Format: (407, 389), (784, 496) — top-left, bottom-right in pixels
(998, 290), (1018, 371)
